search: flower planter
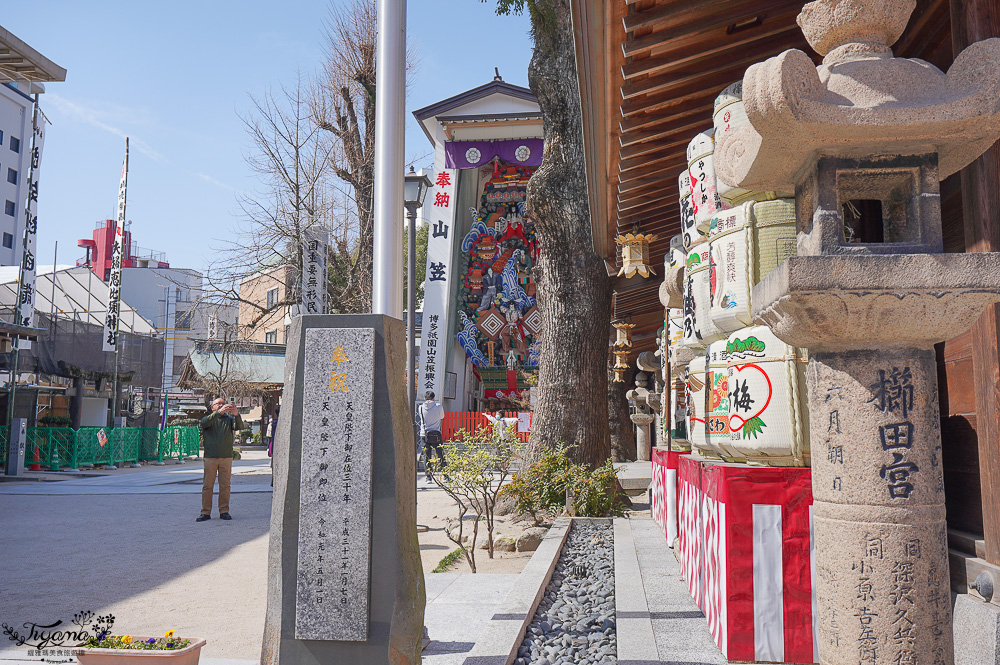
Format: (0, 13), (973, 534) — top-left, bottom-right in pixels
(76, 638), (206, 665)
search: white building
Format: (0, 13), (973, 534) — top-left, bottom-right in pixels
(120, 266), (237, 409)
(0, 25), (66, 266)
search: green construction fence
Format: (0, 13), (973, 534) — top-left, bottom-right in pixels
(0, 426), (201, 469)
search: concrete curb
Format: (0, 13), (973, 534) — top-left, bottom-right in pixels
(614, 517), (661, 665)
(460, 517), (572, 665)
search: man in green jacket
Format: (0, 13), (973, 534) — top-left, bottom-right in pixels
(197, 397), (243, 522)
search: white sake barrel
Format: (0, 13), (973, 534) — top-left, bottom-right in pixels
(687, 353), (709, 458)
(689, 246), (728, 346)
(726, 326), (810, 467)
(678, 169), (699, 250)
(668, 308), (684, 349)
(681, 241), (710, 349)
(667, 234), (686, 272)
(686, 129), (729, 235)
(705, 340), (743, 461)
(708, 199), (798, 333)
(669, 369), (690, 449)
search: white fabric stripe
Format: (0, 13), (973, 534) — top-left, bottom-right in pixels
(753, 504), (784, 662)
(719, 500), (728, 658)
(667, 468), (678, 545)
(810, 505), (818, 663)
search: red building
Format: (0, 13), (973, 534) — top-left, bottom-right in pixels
(77, 220), (169, 282)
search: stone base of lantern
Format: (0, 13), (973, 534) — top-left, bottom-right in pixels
(953, 593), (1000, 665)
(677, 455), (817, 663)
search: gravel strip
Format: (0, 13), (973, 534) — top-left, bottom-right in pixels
(516, 520), (616, 665)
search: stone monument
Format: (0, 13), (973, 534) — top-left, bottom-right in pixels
(261, 314), (424, 665)
(715, 2), (1000, 665)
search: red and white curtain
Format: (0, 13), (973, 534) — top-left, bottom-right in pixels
(675, 457), (818, 664)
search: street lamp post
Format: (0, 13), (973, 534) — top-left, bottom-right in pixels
(403, 167), (432, 466)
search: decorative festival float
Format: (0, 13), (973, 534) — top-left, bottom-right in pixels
(455, 162), (542, 409)
(411, 75), (543, 425)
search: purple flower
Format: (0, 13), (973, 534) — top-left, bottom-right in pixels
(166, 643), (174, 648)
(146, 639), (156, 645)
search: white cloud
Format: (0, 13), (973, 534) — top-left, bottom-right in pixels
(44, 93), (166, 163)
(196, 172), (238, 193)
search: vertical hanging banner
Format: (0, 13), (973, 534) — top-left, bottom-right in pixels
(14, 98), (46, 333)
(416, 161), (458, 404)
(302, 228), (329, 314)
(103, 139), (128, 352)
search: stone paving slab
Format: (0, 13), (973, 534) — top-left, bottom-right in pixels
(422, 573), (521, 665)
(630, 517), (727, 665)
(617, 460), (653, 493)
(615, 517), (661, 664)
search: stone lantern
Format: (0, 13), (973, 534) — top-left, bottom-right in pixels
(627, 372), (657, 461)
(715, 2), (1000, 665)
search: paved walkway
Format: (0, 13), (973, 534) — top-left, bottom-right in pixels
(0, 454), (523, 665)
(0, 458), (273, 495)
(0, 455), (730, 665)
(630, 516), (727, 664)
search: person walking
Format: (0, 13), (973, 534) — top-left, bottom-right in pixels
(197, 397), (243, 522)
(417, 390), (445, 475)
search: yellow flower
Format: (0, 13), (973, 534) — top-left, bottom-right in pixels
(164, 630), (175, 639)
(122, 636), (133, 644)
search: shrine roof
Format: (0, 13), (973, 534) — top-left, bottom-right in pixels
(413, 78), (539, 145)
(0, 24), (66, 83)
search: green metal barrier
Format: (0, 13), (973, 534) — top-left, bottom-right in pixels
(25, 427), (76, 470)
(158, 426), (200, 462)
(1, 425), (202, 470)
(137, 428), (162, 461)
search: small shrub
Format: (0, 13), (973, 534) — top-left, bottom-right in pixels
(432, 423), (523, 572)
(499, 444), (628, 521)
(432, 548), (464, 573)
(38, 415), (72, 427)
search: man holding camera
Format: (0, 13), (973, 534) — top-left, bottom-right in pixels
(197, 397), (243, 522)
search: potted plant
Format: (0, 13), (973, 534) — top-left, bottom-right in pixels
(77, 630), (206, 665)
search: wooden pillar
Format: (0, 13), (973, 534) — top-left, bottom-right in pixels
(951, 0), (1000, 564)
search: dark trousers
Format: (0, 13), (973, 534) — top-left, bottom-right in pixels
(421, 436), (446, 469)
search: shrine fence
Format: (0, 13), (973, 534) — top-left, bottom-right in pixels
(441, 411), (531, 443)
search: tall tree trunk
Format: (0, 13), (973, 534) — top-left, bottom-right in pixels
(608, 357), (636, 462)
(524, 0), (613, 469)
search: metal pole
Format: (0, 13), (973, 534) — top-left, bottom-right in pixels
(406, 205), (418, 466)
(372, 0), (406, 318)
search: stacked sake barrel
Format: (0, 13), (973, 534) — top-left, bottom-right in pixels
(665, 237), (690, 450)
(710, 82), (809, 466)
(663, 82), (811, 467)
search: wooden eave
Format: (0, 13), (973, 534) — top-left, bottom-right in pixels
(572, 0), (953, 354)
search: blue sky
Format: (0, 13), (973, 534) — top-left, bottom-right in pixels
(5, 1), (533, 273)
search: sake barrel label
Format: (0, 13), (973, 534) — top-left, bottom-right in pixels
(727, 334), (771, 440)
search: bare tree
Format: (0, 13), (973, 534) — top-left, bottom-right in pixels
(312, 0), (377, 314)
(178, 321), (266, 405)
(206, 75), (336, 323)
